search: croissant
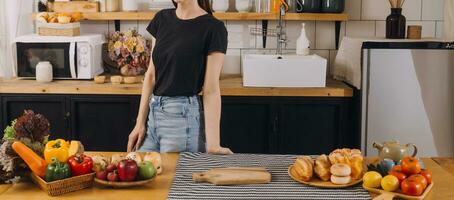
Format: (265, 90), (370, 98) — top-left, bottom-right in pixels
(314, 154), (331, 181)
(294, 156), (313, 182)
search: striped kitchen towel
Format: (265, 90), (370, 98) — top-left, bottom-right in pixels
(167, 153), (371, 200)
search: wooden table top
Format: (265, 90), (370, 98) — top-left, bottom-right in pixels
(0, 75), (353, 97)
(1, 154), (452, 200)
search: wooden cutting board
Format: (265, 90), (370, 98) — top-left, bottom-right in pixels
(363, 182), (434, 200)
(193, 167), (271, 186)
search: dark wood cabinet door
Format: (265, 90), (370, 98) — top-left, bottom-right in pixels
(0, 95), (68, 140)
(220, 97), (272, 154)
(277, 99), (349, 155)
(69, 96), (139, 152)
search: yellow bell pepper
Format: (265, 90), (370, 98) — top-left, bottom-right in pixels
(44, 139), (70, 164)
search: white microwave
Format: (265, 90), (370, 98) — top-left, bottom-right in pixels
(13, 34), (105, 79)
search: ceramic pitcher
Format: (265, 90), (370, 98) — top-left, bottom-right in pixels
(373, 140), (418, 162)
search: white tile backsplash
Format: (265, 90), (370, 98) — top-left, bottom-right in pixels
(226, 20), (256, 49)
(346, 21), (376, 37)
(80, 21), (109, 35)
(223, 49), (241, 74)
(315, 21), (336, 50)
(361, 0), (389, 20)
(436, 21), (444, 39)
(138, 21), (153, 40)
(422, 0), (444, 20)
(402, 0), (422, 20)
(345, 0), (362, 20)
(375, 21), (386, 38)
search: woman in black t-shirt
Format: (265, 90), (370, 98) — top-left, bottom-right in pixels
(127, 0), (233, 155)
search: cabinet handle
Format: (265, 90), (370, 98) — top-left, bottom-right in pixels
(64, 112), (70, 119)
(272, 115), (278, 133)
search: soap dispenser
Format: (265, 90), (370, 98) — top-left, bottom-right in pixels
(296, 23), (310, 56)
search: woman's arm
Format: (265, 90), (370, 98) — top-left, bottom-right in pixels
(127, 38), (156, 152)
(203, 52), (233, 155)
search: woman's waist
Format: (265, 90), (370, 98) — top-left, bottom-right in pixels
(151, 95), (202, 107)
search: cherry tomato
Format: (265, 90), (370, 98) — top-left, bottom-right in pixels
(388, 165), (407, 182)
(401, 157), (422, 175)
(420, 169), (432, 185)
(401, 178), (425, 196)
(408, 174), (428, 189)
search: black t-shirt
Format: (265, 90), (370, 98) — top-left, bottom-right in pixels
(147, 9), (228, 96)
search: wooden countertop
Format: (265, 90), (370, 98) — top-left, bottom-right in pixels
(0, 75), (353, 97)
(0, 153), (453, 200)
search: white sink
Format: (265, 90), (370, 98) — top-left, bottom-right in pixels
(242, 54), (327, 87)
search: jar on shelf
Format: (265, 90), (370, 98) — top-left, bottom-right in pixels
(320, 0), (344, 13)
(296, 0), (321, 13)
(236, 0), (252, 13)
(212, 0), (229, 13)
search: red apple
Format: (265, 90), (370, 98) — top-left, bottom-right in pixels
(96, 170), (108, 180)
(107, 171), (119, 182)
(106, 163), (116, 173)
(117, 159), (138, 182)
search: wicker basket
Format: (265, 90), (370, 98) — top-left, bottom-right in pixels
(30, 172), (95, 196)
(37, 22), (81, 36)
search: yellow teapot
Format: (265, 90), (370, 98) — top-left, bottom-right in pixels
(373, 140), (418, 162)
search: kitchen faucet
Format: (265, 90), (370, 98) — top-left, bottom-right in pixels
(276, 3), (287, 56)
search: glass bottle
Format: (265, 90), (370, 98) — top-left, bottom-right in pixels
(386, 8), (406, 39)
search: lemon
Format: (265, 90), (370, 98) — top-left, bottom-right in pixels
(363, 171), (382, 188)
(381, 175), (400, 192)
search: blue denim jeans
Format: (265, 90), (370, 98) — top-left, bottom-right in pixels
(138, 95), (206, 153)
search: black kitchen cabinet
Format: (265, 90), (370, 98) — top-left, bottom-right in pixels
(0, 94), (139, 152)
(70, 96), (139, 151)
(220, 98), (272, 154)
(220, 96), (359, 155)
(1, 94), (359, 154)
(0, 95), (69, 140)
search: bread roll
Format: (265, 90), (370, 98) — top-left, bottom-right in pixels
(330, 175), (351, 185)
(330, 163), (351, 177)
(293, 156), (313, 182)
(314, 154), (331, 181)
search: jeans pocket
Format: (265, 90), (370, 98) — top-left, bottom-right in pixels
(159, 101), (188, 117)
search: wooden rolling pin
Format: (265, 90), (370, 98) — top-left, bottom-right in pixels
(193, 167), (271, 186)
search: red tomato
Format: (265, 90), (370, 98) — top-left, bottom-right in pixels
(389, 165), (407, 183)
(401, 157), (422, 175)
(420, 169), (432, 185)
(408, 174), (428, 189)
(401, 178), (425, 196)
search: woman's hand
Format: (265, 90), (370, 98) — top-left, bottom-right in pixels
(127, 125), (146, 152)
(207, 146), (233, 155)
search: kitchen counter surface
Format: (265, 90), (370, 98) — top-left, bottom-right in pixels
(0, 153), (453, 200)
(0, 75), (353, 97)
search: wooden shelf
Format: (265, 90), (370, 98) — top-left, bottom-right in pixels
(39, 11), (348, 21)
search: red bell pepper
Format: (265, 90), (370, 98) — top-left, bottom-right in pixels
(67, 154), (93, 176)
